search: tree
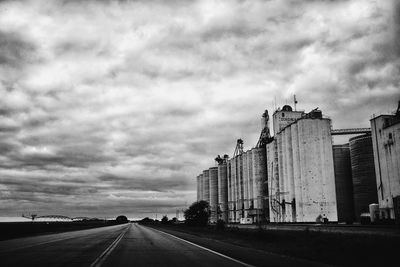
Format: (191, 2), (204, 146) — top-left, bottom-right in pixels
(161, 215), (169, 224)
(184, 200), (210, 226)
(116, 215), (129, 224)
(139, 217), (154, 224)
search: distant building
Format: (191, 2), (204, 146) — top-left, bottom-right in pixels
(370, 102), (400, 222)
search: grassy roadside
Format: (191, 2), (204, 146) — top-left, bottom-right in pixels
(0, 220), (120, 241)
(145, 223), (400, 267)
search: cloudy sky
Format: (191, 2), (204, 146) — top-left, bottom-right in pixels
(0, 0), (399, 219)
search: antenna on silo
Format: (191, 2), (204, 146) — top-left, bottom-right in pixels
(293, 94), (298, 111)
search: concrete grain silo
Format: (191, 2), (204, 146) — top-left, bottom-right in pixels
(236, 154), (244, 221)
(246, 149), (254, 217)
(197, 175), (200, 201)
(218, 160), (228, 222)
(349, 134), (378, 221)
(203, 170), (210, 204)
(209, 167), (218, 223)
(199, 174), (204, 201)
(227, 160), (235, 222)
(252, 147), (267, 223)
(267, 139), (280, 222)
(242, 151), (249, 218)
(333, 144), (354, 223)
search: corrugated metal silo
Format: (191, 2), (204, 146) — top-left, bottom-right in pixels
(218, 161), (228, 222)
(333, 144), (354, 223)
(203, 170), (210, 204)
(209, 167), (218, 223)
(349, 134), (378, 221)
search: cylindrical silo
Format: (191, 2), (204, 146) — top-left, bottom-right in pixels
(209, 167), (218, 223)
(218, 161), (228, 222)
(203, 170), (210, 205)
(236, 154), (244, 221)
(247, 149), (254, 215)
(252, 147), (267, 223)
(199, 174), (204, 201)
(197, 175), (200, 201)
(227, 160), (236, 223)
(333, 144), (354, 223)
(242, 151), (249, 218)
(349, 134), (378, 222)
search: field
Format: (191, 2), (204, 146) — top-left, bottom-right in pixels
(0, 220), (120, 241)
(147, 223), (400, 267)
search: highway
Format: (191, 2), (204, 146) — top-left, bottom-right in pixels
(0, 223), (329, 267)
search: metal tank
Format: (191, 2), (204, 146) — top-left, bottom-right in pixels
(218, 161), (228, 222)
(209, 167), (218, 223)
(333, 144), (354, 223)
(349, 134), (378, 222)
(202, 170), (210, 204)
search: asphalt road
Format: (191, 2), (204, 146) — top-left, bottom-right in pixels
(0, 223), (329, 267)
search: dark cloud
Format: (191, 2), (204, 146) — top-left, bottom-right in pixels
(0, 31), (36, 68)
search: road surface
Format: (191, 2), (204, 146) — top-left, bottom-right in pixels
(0, 223), (328, 267)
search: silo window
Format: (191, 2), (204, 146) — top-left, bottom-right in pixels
(389, 133), (392, 139)
(282, 113), (285, 117)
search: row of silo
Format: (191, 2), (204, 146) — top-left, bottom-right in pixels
(195, 146), (268, 224)
(196, 171), (209, 203)
(195, 158), (229, 223)
(195, 105), (386, 224)
(226, 147), (268, 223)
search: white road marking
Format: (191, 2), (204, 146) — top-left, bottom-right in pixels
(90, 224), (131, 267)
(150, 227), (256, 267)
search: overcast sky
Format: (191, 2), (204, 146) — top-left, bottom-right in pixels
(0, 0), (399, 219)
